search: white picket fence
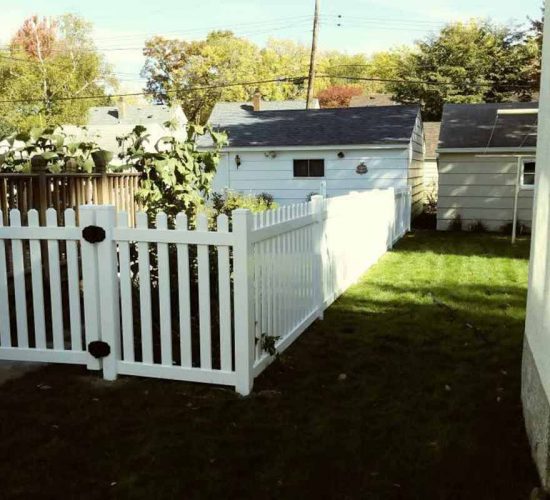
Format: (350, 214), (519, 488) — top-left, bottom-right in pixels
(0, 187), (411, 394)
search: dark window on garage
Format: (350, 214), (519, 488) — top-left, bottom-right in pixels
(293, 159), (325, 177)
(522, 159), (536, 187)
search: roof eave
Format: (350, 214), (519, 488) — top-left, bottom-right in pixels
(437, 146), (537, 154)
(217, 143), (410, 152)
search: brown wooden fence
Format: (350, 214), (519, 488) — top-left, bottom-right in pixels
(0, 172), (142, 225)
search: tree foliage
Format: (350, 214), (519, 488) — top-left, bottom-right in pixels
(0, 126), (110, 173)
(317, 85), (362, 108)
(142, 31), (260, 124)
(0, 14), (115, 133)
(390, 20), (540, 120)
(141, 32), (407, 122)
(117, 123), (228, 222)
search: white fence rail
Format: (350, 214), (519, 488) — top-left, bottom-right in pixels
(0, 187), (411, 394)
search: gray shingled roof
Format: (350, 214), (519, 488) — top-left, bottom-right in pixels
(210, 100), (309, 118)
(439, 102), (538, 150)
(349, 94), (397, 107)
(204, 105), (420, 148)
(88, 104), (185, 126)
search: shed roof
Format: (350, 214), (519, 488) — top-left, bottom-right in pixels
(439, 102), (538, 150)
(88, 104), (186, 126)
(204, 104), (420, 148)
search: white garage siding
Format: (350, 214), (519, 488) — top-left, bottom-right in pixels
(424, 159), (438, 202)
(409, 114), (425, 216)
(437, 153), (535, 231)
(212, 147), (411, 205)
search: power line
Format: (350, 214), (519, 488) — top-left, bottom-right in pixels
(0, 76), (308, 104)
(317, 74), (533, 90)
(0, 72), (535, 105)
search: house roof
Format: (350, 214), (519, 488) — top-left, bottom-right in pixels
(88, 104), (186, 126)
(349, 94), (397, 107)
(439, 102), (538, 150)
(424, 122), (441, 159)
(204, 104), (420, 148)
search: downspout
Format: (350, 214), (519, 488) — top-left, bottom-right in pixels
(512, 156), (522, 244)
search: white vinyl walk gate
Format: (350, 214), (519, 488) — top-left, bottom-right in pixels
(0, 188), (411, 395)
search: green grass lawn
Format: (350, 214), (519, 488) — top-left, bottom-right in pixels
(0, 231), (538, 499)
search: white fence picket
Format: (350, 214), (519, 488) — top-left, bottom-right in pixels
(0, 211), (10, 347)
(217, 215), (232, 371)
(46, 208), (64, 350)
(176, 213), (192, 368)
(118, 211), (135, 362)
(156, 212), (173, 366)
(65, 209), (82, 352)
(10, 210), (28, 348)
(28, 210), (46, 349)
(196, 213), (212, 370)
(136, 212), (153, 364)
(0, 188), (410, 395)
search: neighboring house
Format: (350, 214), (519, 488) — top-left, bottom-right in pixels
(64, 102), (188, 157)
(423, 122), (441, 203)
(205, 102), (425, 214)
(437, 102), (538, 231)
(349, 94), (397, 107)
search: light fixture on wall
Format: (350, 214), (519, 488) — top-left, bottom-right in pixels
(356, 162), (368, 175)
(337, 151), (345, 159)
(264, 151), (277, 159)
(235, 155), (241, 168)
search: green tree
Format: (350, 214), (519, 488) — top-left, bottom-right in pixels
(0, 14), (114, 133)
(142, 31), (260, 124)
(391, 20), (539, 120)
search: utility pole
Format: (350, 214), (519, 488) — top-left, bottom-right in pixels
(306, 0), (320, 109)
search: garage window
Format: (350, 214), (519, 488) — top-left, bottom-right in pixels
(522, 159), (536, 188)
(293, 159), (325, 177)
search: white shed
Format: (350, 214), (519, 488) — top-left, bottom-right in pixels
(206, 102), (425, 215)
(437, 102), (538, 231)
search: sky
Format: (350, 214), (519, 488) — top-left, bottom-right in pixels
(0, 0), (542, 92)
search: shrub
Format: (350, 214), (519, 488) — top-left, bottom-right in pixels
(500, 222), (531, 237)
(256, 192), (275, 208)
(210, 190), (277, 218)
(468, 220), (488, 233)
(424, 181), (437, 215)
(317, 85), (363, 108)
(449, 214), (463, 231)
(306, 192), (318, 202)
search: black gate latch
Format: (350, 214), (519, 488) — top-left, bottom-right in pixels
(88, 341), (111, 359)
(82, 225), (106, 243)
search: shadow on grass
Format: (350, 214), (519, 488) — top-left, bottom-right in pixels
(395, 230), (531, 259)
(0, 230), (538, 500)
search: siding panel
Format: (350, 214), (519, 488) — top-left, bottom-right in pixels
(437, 153), (535, 231)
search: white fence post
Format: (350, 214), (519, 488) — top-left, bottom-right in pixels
(311, 195), (325, 319)
(79, 206), (101, 371)
(232, 209), (255, 396)
(95, 205), (121, 381)
(407, 187), (412, 231)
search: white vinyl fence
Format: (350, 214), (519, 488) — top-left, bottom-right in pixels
(0, 187), (410, 395)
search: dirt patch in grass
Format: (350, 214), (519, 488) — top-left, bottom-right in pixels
(0, 231), (538, 499)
